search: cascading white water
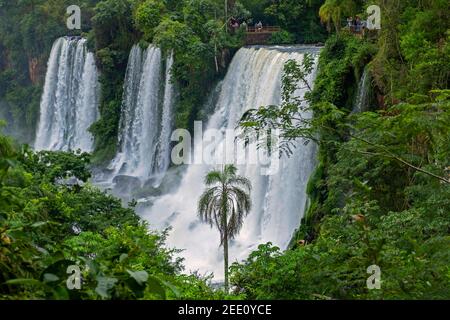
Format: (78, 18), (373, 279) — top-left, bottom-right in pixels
(353, 68), (370, 113)
(72, 52), (101, 151)
(141, 46), (319, 280)
(35, 37), (99, 152)
(110, 45), (175, 182)
(115, 45), (145, 165)
(154, 52), (175, 177)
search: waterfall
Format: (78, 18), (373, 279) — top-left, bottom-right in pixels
(109, 46), (175, 185)
(35, 37), (99, 152)
(141, 46), (319, 280)
(353, 68), (371, 113)
(110, 45), (170, 181)
(154, 52), (175, 178)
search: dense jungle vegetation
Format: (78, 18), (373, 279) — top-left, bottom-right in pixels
(234, 0), (450, 299)
(0, 0), (449, 300)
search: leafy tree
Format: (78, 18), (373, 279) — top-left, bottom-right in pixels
(0, 131), (223, 300)
(239, 0), (274, 23)
(234, 0), (450, 299)
(265, 0), (327, 43)
(133, 0), (167, 40)
(20, 149), (92, 184)
(319, 0), (357, 32)
(231, 91), (450, 299)
(371, 0), (450, 101)
(198, 164), (251, 292)
(268, 30), (296, 45)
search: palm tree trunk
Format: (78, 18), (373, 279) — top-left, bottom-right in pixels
(223, 222), (229, 293)
(221, 185), (229, 293)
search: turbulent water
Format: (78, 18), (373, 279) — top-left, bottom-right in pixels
(109, 45), (174, 183)
(35, 37), (99, 152)
(141, 46), (320, 280)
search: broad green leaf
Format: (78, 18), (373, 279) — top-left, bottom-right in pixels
(127, 270), (148, 286)
(146, 276), (166, 300)
(43, 273), (59, 283)
(95, 276), (118, 299)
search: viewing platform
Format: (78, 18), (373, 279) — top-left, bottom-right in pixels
(244, 26), (281, 45)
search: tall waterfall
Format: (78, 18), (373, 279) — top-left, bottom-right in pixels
(141, 46), (319, 280)
(154, 52), (175, 176)
(110, 45), (174, 182)
(353, 68), (371, 113)
(35, 37), (99, 152)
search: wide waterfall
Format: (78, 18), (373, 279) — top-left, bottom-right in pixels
(141, 46), (320, 280)
(109, 45), (174, 183)
(35, 37), (99, 152)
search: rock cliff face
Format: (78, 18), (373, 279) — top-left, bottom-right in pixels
(28, 57), (43, 85)
(0, 44), (7, 72)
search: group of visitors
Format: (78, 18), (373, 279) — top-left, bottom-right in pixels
(347, 16), (367, 33)
(229, 18), (264, 33)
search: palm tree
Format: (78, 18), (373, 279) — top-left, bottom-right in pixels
(198, 164), (251, 292)
(319, 0), (356, 32)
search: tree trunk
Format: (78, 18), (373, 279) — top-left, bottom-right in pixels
(223, 222), (229, 293)
(221, 185), (229, 293)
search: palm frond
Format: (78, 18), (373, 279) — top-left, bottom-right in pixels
(198, 186), (220, 226)
(205, 170), (223, 185)
(223, 164), (238, 179)
(197, 164), (252, 247)
(228, 176), (252, 192)
(226, 187), (251, 239)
